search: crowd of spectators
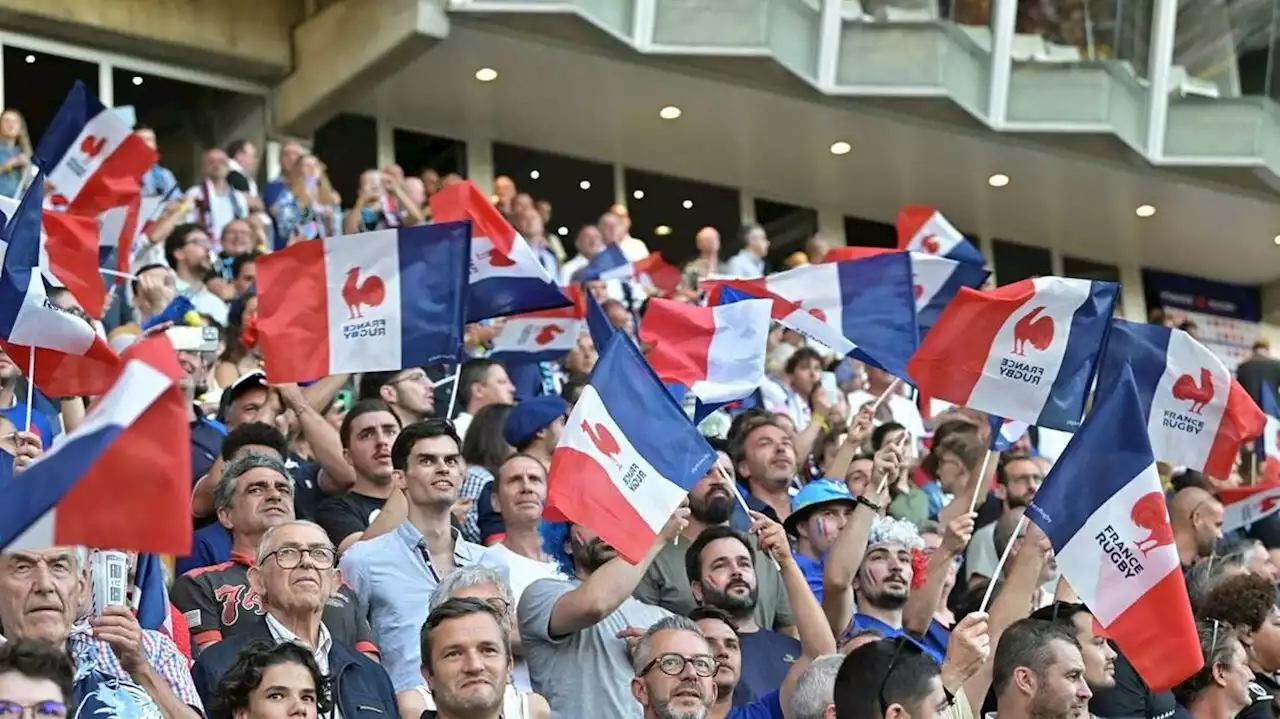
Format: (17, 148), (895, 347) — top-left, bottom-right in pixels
(3, 117), (1280, 719)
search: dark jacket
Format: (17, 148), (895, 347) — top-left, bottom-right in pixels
(191, 616), (397, 719)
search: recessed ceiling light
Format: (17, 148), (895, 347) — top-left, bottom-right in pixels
(23, 55), (34, 64)
(829, 141), (852, 155)
(632, 190), (645, 200)
(1135, 204), (1156, 218)
(659, 106), (682, 120)
(987, 173), (1010, 188)
(557, 226), (568, 236)
(474, 67), (498, 82)
(655, 225), (672, 236)
(1272, 234), (1280, 246)
(529, 170), (540, 180)
(579, 180), (591, 190)
(682, 200), (693, 209)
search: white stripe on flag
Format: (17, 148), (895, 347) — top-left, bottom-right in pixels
(45, 110), (133, 204)
(695, 299), (771, 404)
(8, 357), (172, 551)
(323, 230), (403, 374)
(8, 273), (98, 354)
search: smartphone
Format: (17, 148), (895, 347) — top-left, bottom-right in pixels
(820, 371), (840, 400)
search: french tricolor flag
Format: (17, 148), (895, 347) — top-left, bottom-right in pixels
(429, 181), (572, 322)
(1095, 319), (1264, 479)
(897, 205), (985, 266)
(0, 335), (192, 554)
(581, 245), (683, 294)
(706, 252), (919, 379)
(0, 194), (105, 319)
(639, 297), (772, 406)
(1254, 383), (1280, 462)
(1221, 475), (1280, 533)
(36, 81), (155, 217)
(1027, 367), (1202, 691)
(822, 247), (989, 337)
(906, 277), (1117, 432)
(256, 222), (470, 383)
(545, 331), (718, 564)
(0, 177), (120, 398)
(489, 305), (583, 365)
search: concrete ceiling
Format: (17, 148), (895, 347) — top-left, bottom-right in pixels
(355, 17), (1280, 285)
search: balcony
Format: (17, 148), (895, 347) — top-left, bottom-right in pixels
(444, 0), (1280, 181)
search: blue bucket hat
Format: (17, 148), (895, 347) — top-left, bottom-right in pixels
(785, 479), (857, 536)
(503, 395), (569, 448)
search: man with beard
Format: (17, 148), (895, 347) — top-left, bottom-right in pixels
(518, 509), (689, 719)
(991, 619), (1093, 719)
(1170, 486), (1224, 569)
(629, 617), (718, 719)
(1031, 602), (1117, 713)
(163, 223), (228, 325)
(686, 523), (803, 708)
(315, 399), (404, 553)
(420, 598), (519, 719)
(341, 420), (485, 702)
(967, 454), (1043, 589)
(635, 441), (796, 634)
(734, 417), (801, 523)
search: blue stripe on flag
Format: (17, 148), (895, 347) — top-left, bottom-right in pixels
(1096, 319), (1170, 429)
(0, 179), (45, 339)
(35, 81), (102, 172)
(581, 245), (630, 281)
(1040, 280), (1119, 431)
(921, 261), (989, 338)
(1256, 382), (1279, 457)
(586, 291), (616, 352)
(833, 252), (918, 380)
(133, 552), (169, 631)
(396, 221), (471, 367)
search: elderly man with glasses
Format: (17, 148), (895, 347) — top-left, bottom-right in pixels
(189, 519), (397, 717)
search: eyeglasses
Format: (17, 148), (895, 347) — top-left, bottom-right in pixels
(877, 636), (956, 714)
(264, 546), (336, 570)
(639, 653), (717, 678)
(482, 597), (510, 616)
(390, 370), (430, 386)
(0, 700), (66, 719)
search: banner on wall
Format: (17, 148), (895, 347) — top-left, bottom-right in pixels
(1142, 269), (1262, 371)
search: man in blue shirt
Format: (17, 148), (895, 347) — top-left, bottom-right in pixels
(785, 480), (857, 603)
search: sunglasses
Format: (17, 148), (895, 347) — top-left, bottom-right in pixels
(0, 700), (66, 719)
(877, 636), (956, 714)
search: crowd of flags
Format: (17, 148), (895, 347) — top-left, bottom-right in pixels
(4, 81), (1280, 694)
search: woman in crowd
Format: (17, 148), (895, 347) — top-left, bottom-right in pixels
(458, 403), (515, 543)
(1174, 620), (1255, 719)
(269, 153), (339, 246)
(215, 291), (260, 388)
(1199, 573), (1280, 719)
(211, 641), (331, 719)
(0, 109), (31, 198)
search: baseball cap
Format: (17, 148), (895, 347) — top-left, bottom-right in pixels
(785, 479), (857, 536)
(218, 370), (268, 422)
(503, 396), (569, 448)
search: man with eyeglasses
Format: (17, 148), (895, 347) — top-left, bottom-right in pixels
(189, 520), (397, 718)
(171, 453), (377, 658)
(340, 419), (486, 704)
(358, 368), (436, 426)
(0, 640), (73, 719)
(966, 454), (1044, 591)
(629, 616), (718, 719)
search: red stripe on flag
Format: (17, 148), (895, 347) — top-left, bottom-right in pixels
(545, 447), (660, 565)
(0, 339), (121, 397)
(896, 205), (934, 248)
(54, 336), (193, 555)
(115, 191), (143, 280)
(257, 240), (330, 383)
(821, 246), (895, 264)
(43, 212), (106, 319)
(1104, 568), (1202, 692)
(635, 253), (682, 294)
(1204, 380), (1267, 479)
(430, 181), (516, 257)
(639, 298), (715, 388)
(68, 145), (153, 217)
(905, 284), (1029, 407)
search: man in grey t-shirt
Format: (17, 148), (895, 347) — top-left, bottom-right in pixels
(519, 511), (687, 719)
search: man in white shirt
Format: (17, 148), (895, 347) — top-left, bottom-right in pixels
(846, 365), (925, 444)
(605, 204), (649, 261)
(559, 225), (606, 285)
(722, 222), (769, 279)
(162, 223), (229, 326)
(185, 148), (249, 247)
(452, 358), (516, 441)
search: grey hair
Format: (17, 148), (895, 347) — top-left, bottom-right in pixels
(212, 451), (294, 512)
(790, 654), (844, 719)
(632, 615), (706, 674)
(255, 520), (331, 566)
(1186, 551), (1247, 614)
(429, 566), (515, 612)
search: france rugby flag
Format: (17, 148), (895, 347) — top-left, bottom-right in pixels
(489, 305), (583, 365)
(1095, 319), (1264, 479)
(255, 222), (470, 383)
(429, 181), (572, 322)
(896, 205), (985, 266)
(906, 277), (1117, 432)
(545, 331), (718, 564)
(1026, 367), (1201, 692)
(822, 247), (989, 337)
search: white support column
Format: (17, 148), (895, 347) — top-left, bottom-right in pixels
(817, 207), (846, 246)
(980, 234), (997, 284)
(1144, 0), (1177, 159)
(1118, 263), (1147, 323)
(466, 136), (494, 196)
(633, 0), (657, 50)
(265, 140), (282, 182)
(986, 0), (1017, 127)
(98, 60), (113, 108)
(817, 0), (842, 89)
(1050, 247), (1065, 277)
(376, 116), (395, 169)
(0, 42), (7, 110)
(613, 163), (626, 207)
(739, 189), (756, 223)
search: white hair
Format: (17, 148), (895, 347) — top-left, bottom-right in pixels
(866, 515), (924, 552)
(790, 654), (844, 719)
(256, 520), (330, 566)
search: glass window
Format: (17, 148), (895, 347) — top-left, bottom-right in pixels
(755, 199), (817, 265)
(393, 128), (465, 184)
(622, 168), (738, 265)
(4, 47), (99, 142)
(312, 113), (377, 210)
(992, 239), (1051, 285)
(495, 143), (613, 247)
(843, 215), (898, 249)
(1062, 256), (1120, 284)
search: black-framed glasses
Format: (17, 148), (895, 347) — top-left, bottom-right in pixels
(639, 653), (716, 678)
(264, 546), (336, 570)
(877, 636), (956, 714)
(483, 597), (510, 616)
(0, 700), (66, 719)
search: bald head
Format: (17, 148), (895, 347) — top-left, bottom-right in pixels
(1171, 486), (1215, 523)
(695, 227), (720, 255)
(1171, 486), (1223, 562)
